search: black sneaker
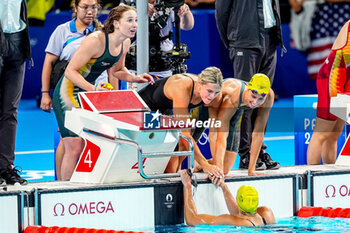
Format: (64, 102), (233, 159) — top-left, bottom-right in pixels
(0, 166), (27, 185)
(239, 156), (266, 170)
(260, 152), (280, 170)
(0, 177), (5, 186)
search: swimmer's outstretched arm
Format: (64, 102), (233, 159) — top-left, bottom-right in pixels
(248, 90), (274, 176)
(214, 96), (237, 171)
(207, 95), (222, 158)
(108, 40), (154, 84)
(180, 170), (251, 226)
(208, 175), (239, 215)
(109, 66), (154, 84)
(169, 79), (223, 178)
(181, 120), (222, 177)
(220, 182), (240, 215)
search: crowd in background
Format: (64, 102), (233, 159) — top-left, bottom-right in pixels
(26, 0), (350, 82)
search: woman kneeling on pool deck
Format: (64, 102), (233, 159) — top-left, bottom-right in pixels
(180, 170), (275, 226)
(138, 67), (224, 178)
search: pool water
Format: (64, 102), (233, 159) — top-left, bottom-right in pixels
(152, 217), (350, 233)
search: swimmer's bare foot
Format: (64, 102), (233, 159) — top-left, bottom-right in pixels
(180, 170), (192, 188)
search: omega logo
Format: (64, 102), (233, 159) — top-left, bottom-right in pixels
(53, 203), (65, 216)
(325, 184), (350, 198)
(53, 201), (115, 216)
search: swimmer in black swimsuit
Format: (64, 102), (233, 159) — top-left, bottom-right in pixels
(248, 216), (267, 226)
(138, 67), (224, 178)
(180, 170), (276, 226)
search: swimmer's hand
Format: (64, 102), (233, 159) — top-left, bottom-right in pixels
(40, 94), (52, 113)
(102, 83), (114, 90)
(209, 174), (224, 186)
(94, 82), (112, 91)
(136, 73), (154, 84)
(179, 170), (192, 189)
(203, 163), (224, 180)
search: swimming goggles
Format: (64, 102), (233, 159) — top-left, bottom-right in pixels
(250, 89), (267, 98)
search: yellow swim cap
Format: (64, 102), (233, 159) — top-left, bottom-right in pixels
(236, 185), (259, 214)
(247, 73), (271, 96)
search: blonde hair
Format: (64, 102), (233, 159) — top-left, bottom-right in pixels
(198, 66), (224, 88)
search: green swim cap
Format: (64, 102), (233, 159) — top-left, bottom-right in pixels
(236, 185), (259, 214)
(247, 73), (271, 96)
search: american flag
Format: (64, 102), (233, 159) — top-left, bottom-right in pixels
(308, 3), (350, 80)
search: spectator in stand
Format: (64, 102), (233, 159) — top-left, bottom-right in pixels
(289, 0), (350, 79)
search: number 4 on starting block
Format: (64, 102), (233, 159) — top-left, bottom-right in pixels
(131, 158), (147, 173)
(75, 139), (101, 172)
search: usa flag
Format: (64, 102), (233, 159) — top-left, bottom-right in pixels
(308, 3), (350, 80)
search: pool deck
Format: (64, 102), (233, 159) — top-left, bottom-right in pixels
(2, 164), (350, 232)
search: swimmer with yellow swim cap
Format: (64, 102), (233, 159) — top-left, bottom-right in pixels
(180, 170), (276, 226)
(247, 73), (271, 98)
(236, 185), (259, 214)
(192, 73), (277, 177)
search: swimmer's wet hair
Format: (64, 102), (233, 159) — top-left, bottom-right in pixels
(103, 5), (136, 34)
(198, 66), (224, 88)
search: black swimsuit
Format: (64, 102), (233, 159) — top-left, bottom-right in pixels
(138, 73), (203, 113)
(192, 80), (248, 153)
(248, 216), (267, 226)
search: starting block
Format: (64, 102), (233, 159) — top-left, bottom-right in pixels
(65, 90), (194, 183)
(330, 94), (350, 124)
(330, 94), (350, 165)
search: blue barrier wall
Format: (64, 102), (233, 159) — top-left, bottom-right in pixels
(22, 9), (317, 99)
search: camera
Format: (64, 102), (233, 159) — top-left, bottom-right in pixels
(150, 6), (170, 31)
(166, 43), (191, 74)
(152, 0), (191, 74)
(150, 0), (184, 30)
(125, 0), (191, 74)
(159, 0), (185, 8)
(121, 0), (136, 7)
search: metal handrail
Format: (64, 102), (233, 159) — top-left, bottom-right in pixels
(138, 134), (194, 179)
(83, 128), (194, 180)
